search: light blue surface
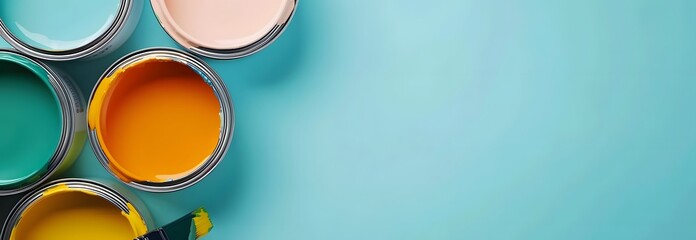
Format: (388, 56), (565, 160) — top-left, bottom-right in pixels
(2, 0), (696, 239)
(0, 0), (120, 51)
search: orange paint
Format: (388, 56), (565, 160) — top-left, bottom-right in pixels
(89, 58), (221, 183)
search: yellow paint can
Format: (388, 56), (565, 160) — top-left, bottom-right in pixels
(1, 179), (152, 240)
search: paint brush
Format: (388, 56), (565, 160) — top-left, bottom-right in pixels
(135, 207), (213, 240)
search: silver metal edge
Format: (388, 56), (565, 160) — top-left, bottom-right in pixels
(150, 0), (299, 60)
(87, 47), (235, 192)
(0, 178), (149, 239)
(0, 49), (81, 196)
(0, 0), (139, 61)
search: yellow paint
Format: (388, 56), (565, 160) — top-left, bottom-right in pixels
(193, 208), (213, 238)
(88, 57), (221, 183)
(10, 184), (147, 240)
(125, 202), (148, 236)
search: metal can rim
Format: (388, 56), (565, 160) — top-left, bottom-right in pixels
(0, 49), (82, 196)
(149, 0), (299, 60)
(0, 178), (152, 239)
(0, 0), (138, 61)
(87, 47), (235, 192)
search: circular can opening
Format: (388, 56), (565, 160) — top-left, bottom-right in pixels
(151, 0), (297, 59)
(0, 0), (142, 60)
(0, 0), (121, 52)
(4, 180), (149, 240)
(88, 49), (233, 192)
(0, 52), (62, 190)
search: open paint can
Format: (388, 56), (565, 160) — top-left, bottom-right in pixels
(1, 178), (153, 240)
(151, 0), (298, 59)
(0, 49), (86, 196)
(87, 48), (234, 192)
(0, 0), (142, 61)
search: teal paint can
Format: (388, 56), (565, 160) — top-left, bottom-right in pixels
(0, 0), (142, 61)
(0, 49), (86, 195)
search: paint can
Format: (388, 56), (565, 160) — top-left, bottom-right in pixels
(0, 49), (86, 196)
(0, 0), (143, 61)
(87, 48), (234, 192)
(150, 0), (298, 59)
(0, 178), (153, 240)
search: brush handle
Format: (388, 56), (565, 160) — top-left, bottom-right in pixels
(134, 228), (168, 240)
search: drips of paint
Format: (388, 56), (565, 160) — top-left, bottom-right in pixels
(10, 184), (147, 240)
(153, 0), (295, 49)
(89, 58), (221, 183)
(0, 0), (121, 51)
(0, 53), (62, 188)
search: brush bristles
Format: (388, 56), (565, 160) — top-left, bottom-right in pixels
(192, 208), (213, 238)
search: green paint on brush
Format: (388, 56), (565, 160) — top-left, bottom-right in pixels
(0, 52), (62, 189)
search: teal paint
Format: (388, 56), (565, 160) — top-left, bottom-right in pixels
(0, 0), (121, 51)
(0, 52), (62, 188)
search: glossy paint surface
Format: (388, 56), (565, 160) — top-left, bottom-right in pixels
(89, 58), (221, 183)
(152, 0), (294, 49)
(0, 53), (61, 188)
(11, 185), (146, 240)
(0, 0), (121, 51)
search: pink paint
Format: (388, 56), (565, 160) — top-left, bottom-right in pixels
(152, 0), (295, 51)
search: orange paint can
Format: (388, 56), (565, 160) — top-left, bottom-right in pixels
(87, 48), (234, 192)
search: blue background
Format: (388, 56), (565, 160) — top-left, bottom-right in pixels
(2, 1), (696, 239)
